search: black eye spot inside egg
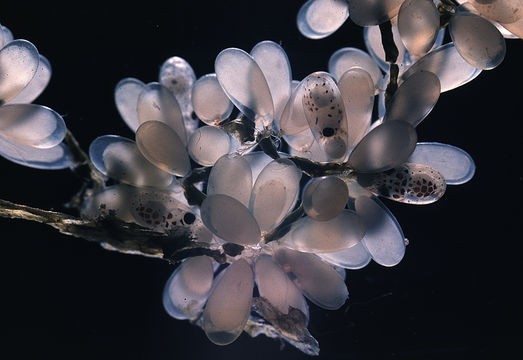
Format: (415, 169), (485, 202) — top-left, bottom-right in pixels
(322, 127), (335, 137)
(183, 212), (196, 224)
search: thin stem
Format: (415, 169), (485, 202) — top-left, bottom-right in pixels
(379, 20), (400, 109)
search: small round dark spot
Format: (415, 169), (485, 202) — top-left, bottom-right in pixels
(322, 127), (335, 137)
(183, 212), (196, 224)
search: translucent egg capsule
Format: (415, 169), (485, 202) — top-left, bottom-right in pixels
(254, 254), (309, 321)
(0, 40), (39, 104)
(384, 70), (440, 127)
(346, 0), (405, 26)
(348, 121), (417, 173)
(187, 126), (230, 167)
(468, 0), (523, 24)
(280, 79), (310, 135)
(203, 259), (254, 345)
(281, 209), (365, 253)
(272, 246), (348, 310)
(81, 184), (135, 223)
(296, 0), (349, 39)
(114, 77), (146, 132)
(0, 104), (66, 148)
(201, 194), (260, 246)
(9, 54), (51, 104)
(302, 72), (349, 161)
(191, 74), (233, 125)
(328, 47), (382, 89)
(407, 142), (475, 185)
(159, 56), (196, 120)
(282, 127), (315, 153)
(402, 43), (482, 92)
(135, 120), (191, 177)
(136, 82), (187, 145)
(337, 68), (375, 147)
(249, 158), (302, 233)
(0, 135), (71, 170)
(215, 48), (274, 126)
(89, 135), (173, 188)
(356, 163), (446, 204)
(163, 256), (214, 320)
(207, 154), (253, 207)
(397, 0), (440, 57)
(355, 196), (406, 267)
(450, 12), (506, 70)
(318, 241), (372, 270)
(302, 176), (349, 221)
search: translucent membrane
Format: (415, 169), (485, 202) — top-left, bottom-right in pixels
(407, 142), (475, 185)
(249, 158), (301, 233)
(281, 209), (365, 253)
(207, 154), (252, 206)
(135, 120), (191, 177)
(0, 104), (66, 148)
(346, 0), (404, 26)
(251, 41), (292, 124)
(89, 135), (173, 188)
(0, 135), (71, 170)
(468, 0), (523, 24)
(136, 82), (187, 145)
(201, 194), (260, 246)
(203, 259), (253, 345)
(0, 40), (39, 104)
(81, 184), (135, 223)
(273, 246), (348, 310)
(288, 136), (329, 162)
(8, 54), (51, 104)
(241, 151), (276, 187)
(348, 121), (417, 173)
(303, 176), (349, 221)
(398, 0), (440, 56)
(302, 72), (349, 161)
(114, 77), (146, 132)
(318, 241), (372, 270)
(296, 0), (349, 39)
(402, 43), (482, 92)
(337, 68), (374, 146)
(0, 25), (11, 48)
(191, 74), (233, 125)
(356, 196), (406, 267)
(280, 79), (309, 135)
(215, 48), (274, 126)
(159, 56), (196, 119)
(450, 12), (506, 70)
(254, 254), (309, 320)
(187, 126), (230, 166)
(163, 256), (214, 320)
(357, 163), (447, 204)
(328, 47), (382, 88)
(283, 128), (315, 152)
(384, 70), (440, 127)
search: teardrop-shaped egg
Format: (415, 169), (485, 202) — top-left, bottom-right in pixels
(398, 0), (440, 56)
(356, 163), (447, 204)
(407, 142), (475, 185)
(201, 194), (260, 246)
(302, 72), (349, 161)
(356, 196), (406, 267)
(346, 0), (404, 26)
(249, 158), (302, 233)
(191, 74), (233, 125)
(81, 184), (135, 223)
(468, 0), (523, 24)
(348, 121), (417, 173)
(136, 82), (187, 145)
(8, 54), (51, 104)
(215, 48), (274, 126)
(280, 79), (310, 135)
(337, 68), (375, 147)
(296, 0), (350, 39)
(158, 56), (196, 120)
(0, 39), (39, 104)
(302, 176), (349, 221)
(328, 47), (382, 88)
(163, 256), (214, 320)
(203, 259), (254, 345)
(135, 120), (191, 177)
(254, 254), (309, 319)
(450, 12), (506, 70)
(384, 70), (440, 127)
(272, 246), (348, 310)
(114, 77), (146, 132)
(0, 104), (66, 148)
(89, 135), (173, 188)
(401, 43), (482, 92)
(318, 241), (372, 270)
(207, 154), (253, 207)
(187, 126), (230, 167)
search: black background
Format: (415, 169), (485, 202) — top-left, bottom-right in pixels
(1, 1), (522, 359)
